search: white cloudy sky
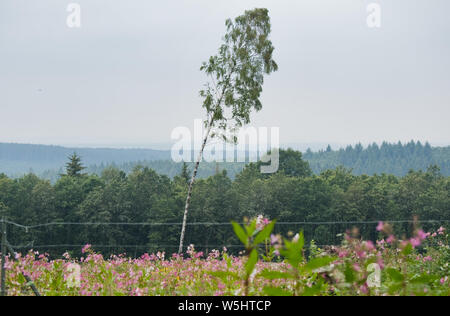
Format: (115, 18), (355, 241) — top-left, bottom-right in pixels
(0, 0), (449, 148)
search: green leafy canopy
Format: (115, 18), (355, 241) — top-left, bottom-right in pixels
(199, 8), (278, 142)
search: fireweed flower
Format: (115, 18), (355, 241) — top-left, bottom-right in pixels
(195, 252), (204, 259)
(157, 251), (165, 260)
(187, 244), (196, 257)
(376, 221), (384, 232)
(209, 250), (220, 259)
(377, 257), (385, 270)
(356, 250), (367, 259)
(270, 234), (282, 246)
(365, 241), (375, 251)
(410, 237), (421, 248)
(417, 230), (429, 241)
(81, 244), (91, 254)
(386, 235), (395, 244)
(376, 239), (386, 250)
(353, 264), (361, 273)
(360, 283), (369, 295)
(255, 215), (270, 231)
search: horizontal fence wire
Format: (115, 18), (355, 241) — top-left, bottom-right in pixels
(1, 219), (449, 258)
(3, 219), (449, 229)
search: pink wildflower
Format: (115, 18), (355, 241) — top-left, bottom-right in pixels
(376, 221), (384, 232)
(195, 252), (204, 259)
(386, 235), (395, 244)
(365, 241), (375, 251)
(377, 258), (385, 269)
(270, 234), (280, 245)
(360, 283), (369, 295)
(156, 251), (165, 260)
(81, 244), (91, 254)
(410, 237), (421, 248)
(417, 230), (429, 241)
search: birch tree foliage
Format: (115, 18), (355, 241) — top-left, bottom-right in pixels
(199, 8), (278, 142)
(178, 8), (278, 254)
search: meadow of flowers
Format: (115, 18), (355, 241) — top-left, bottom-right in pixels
(1, 217), (449, 296)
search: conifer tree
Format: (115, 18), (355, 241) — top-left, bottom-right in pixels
(65, 153), (85, 177)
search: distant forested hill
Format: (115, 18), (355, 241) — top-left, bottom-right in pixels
(0, 143), (170, 176)
(0, 141), (449, 181)
(304, 141), (450, 176)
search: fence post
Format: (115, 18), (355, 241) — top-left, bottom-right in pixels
(1, 217), (6, 296)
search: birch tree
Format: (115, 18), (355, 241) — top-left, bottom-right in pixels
(178, 8), (278, 253)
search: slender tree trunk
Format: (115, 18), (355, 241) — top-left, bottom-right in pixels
(178, 64), (233, 254)
(178, 121), (213, 254)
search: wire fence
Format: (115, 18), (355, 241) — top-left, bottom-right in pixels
(1, 218), (449, 296)
(1, 218), (449, 258)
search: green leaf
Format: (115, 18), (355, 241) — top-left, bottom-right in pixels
(263, 286), (292, 296)
(410, 274), (437, 284)
(245, 249), (258, 276)
(292, 231), (305, 251)
(209, 271), (239, 281)
(223, 253), (232, 269)
(305, 256), (336, 272)
(258, 270), (293, 280)
(281, 233), (304, 268)
(401, 243), (413, 256)
(246, 220), (257, 237)
(388, 283), (403, 294)
(232, 221), (248, 246)
(344, 264), (355, 283)
(254, 220), (276, 245)
(17, 273), (26, 284)
(386, 268), (404, 282)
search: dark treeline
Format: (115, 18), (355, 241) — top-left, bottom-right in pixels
(0, 149), (449, 257)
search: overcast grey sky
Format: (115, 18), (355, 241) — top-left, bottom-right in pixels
(1, 0), (449, 148)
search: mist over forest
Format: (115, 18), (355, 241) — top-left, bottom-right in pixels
(1, 141), (449, 182)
